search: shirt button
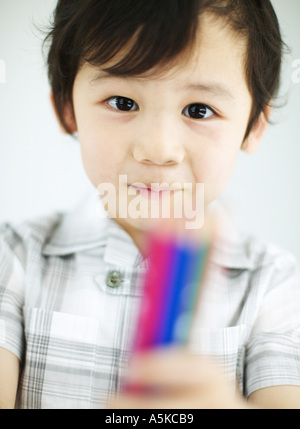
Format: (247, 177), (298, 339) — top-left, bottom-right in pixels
(106, 271), (123, 288)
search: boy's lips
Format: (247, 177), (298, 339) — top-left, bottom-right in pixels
(129, 183), (183, 199)
(131, 183), (181, 191)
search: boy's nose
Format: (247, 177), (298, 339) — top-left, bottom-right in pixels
(132, 115), (186, 166)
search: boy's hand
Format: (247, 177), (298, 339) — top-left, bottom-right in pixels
(108, 347), (249, 409)
(108, 216), (246, 409)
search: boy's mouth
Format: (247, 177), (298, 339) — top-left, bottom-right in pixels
(129, 183), (182, 199)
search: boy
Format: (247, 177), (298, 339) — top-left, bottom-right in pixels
(0, 0), (300, 409)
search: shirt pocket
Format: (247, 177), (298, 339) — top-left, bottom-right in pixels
(188, 325), (248, 386)
(18, 307), (106, 409)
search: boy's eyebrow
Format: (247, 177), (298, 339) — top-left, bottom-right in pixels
(182, 83), (236, 101)
(89, 71), (235, 101)
(89, 71), (122, 85)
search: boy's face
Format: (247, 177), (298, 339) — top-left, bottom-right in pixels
(60, 14), (266, 240)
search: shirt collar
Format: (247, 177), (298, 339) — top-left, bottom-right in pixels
(42, 189), (253, 270)
(42, 190), (141, 267)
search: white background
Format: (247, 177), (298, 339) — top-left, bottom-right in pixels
(0, 0), (300, 260)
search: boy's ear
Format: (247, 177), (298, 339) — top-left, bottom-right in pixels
(241, 106), (271, 154)
(50, 91), (77, 134)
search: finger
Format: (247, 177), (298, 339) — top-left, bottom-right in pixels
(125, 348), (221, 389)
(108, 389), (205, 409)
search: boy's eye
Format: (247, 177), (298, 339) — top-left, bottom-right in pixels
(106, 96), (139, 112)
(182, 104), (215, 120)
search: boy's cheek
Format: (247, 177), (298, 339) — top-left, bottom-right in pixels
(194, 151), (238, 201)
(79, 131), (119, 174)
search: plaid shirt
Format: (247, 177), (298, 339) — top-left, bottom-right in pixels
(1, 190), (300, 409)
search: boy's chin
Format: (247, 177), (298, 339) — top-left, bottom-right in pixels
(116, 216), (161, 234)
(115, 213), (206, 235)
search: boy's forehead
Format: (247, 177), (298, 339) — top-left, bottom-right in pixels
(86, 66), (237, 103)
